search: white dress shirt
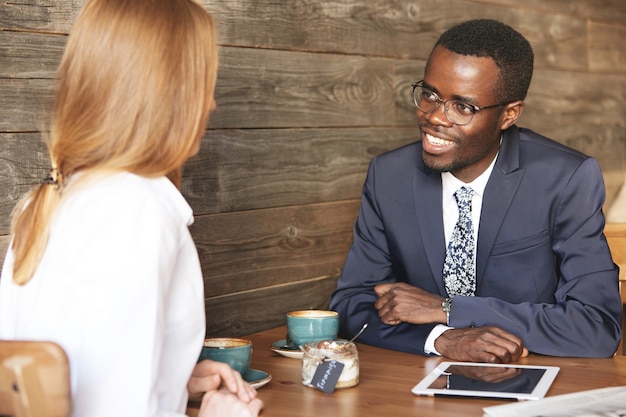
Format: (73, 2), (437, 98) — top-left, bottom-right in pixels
(424, 153), (497, 355)
(0, 172), (205, 417)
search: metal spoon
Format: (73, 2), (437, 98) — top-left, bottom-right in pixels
(348, 323), (368, 343)
(329, 323), (368, 353)
(295, 323), (370, 353)
(312, 323), (369, 355)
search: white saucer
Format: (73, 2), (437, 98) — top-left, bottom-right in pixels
(271, 339), (303, 359)
(243, 369), (271, 389)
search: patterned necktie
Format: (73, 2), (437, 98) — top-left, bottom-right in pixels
(443, 186), (476, 297)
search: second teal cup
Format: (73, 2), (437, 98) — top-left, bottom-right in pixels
(198, 338), (252, 374)
(286, 310), (339, 348)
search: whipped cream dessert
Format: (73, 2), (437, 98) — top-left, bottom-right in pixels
(301, 340), (359, 389)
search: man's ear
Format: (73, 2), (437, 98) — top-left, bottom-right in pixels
(499, 100), (524, 130)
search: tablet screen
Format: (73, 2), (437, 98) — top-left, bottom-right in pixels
(412, 362), (560, 401)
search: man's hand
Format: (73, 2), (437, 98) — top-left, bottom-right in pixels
(435, 327), (529, 363)
(374, 282), (529, 363)
(374, 282), (446, 325)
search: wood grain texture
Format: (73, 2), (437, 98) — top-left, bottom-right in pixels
(204, 277), (338, 337)
(0, 79), (55, 132)
(204, 0), (441, 59)
(589, 21), (626, 73)
(0, 133), (49, 232)
(0, 31), (65, 78)
(209, 47), (395, 129)
(204, 0), (590, 71)
(183, 127), (417, 215)
(523, 69), (626, 128)
(192, 200), (359, 297)
(476, 0), (626, 26)
(0, 0), (81, 33)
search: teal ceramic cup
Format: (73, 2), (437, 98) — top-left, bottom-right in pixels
(286, 310), (340, 348)
(198, 338), (252, 374)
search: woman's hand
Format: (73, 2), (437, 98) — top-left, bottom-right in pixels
(188, 360), (258, 403)
(199, 389), (264, 417)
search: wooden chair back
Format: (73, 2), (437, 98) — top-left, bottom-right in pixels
(605, 223), (626, 356)
(0, 341), (71, 417)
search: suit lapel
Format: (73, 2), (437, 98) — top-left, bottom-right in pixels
(412, 161), (448, 294)
(475, 127), (525, 292)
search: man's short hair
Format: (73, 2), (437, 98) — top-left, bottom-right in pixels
(433, 19), (534, 103)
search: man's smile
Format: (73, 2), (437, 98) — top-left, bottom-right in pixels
(422, 131), (457, 155)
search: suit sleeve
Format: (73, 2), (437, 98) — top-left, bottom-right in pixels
(329, 157), (438, 355)
(451, 157), (622, 357)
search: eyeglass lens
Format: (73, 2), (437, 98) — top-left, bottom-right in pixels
(413, 85), (475, 125)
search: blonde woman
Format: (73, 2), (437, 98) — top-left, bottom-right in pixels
(0, 0), (262, 416)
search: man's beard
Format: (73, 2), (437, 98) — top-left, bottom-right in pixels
(422, 150), (481, 173)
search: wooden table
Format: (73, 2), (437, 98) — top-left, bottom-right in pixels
(187, 326), (626, 417)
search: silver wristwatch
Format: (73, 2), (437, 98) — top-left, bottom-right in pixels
(442, 297), (453, 326)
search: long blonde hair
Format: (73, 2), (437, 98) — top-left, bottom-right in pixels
(10, 0), (218, 284)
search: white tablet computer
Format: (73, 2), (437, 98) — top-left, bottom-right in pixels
(411, 362), (559, 401)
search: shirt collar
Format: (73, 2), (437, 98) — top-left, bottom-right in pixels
(442, 150), (499, 200)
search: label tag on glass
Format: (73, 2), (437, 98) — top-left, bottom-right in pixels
(311, 359), (344, 393)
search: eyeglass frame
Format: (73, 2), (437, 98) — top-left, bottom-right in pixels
(411, 80), (509, 126)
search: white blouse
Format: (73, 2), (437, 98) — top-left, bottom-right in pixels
(0, 172), (206, 417)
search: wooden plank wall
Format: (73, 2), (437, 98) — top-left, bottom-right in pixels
(1, 0), (625, 337)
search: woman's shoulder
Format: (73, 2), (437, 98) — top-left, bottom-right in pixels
(61, 172), (192, 225)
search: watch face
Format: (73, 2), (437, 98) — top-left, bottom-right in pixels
(442, 298), (452, 312)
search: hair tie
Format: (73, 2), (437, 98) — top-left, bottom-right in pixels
(41, 168), (62, 189)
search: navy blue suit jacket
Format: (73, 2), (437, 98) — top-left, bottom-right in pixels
(329, 126), (622, 357)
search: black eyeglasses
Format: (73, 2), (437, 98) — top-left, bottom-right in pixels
(411, 80), (507, 126)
